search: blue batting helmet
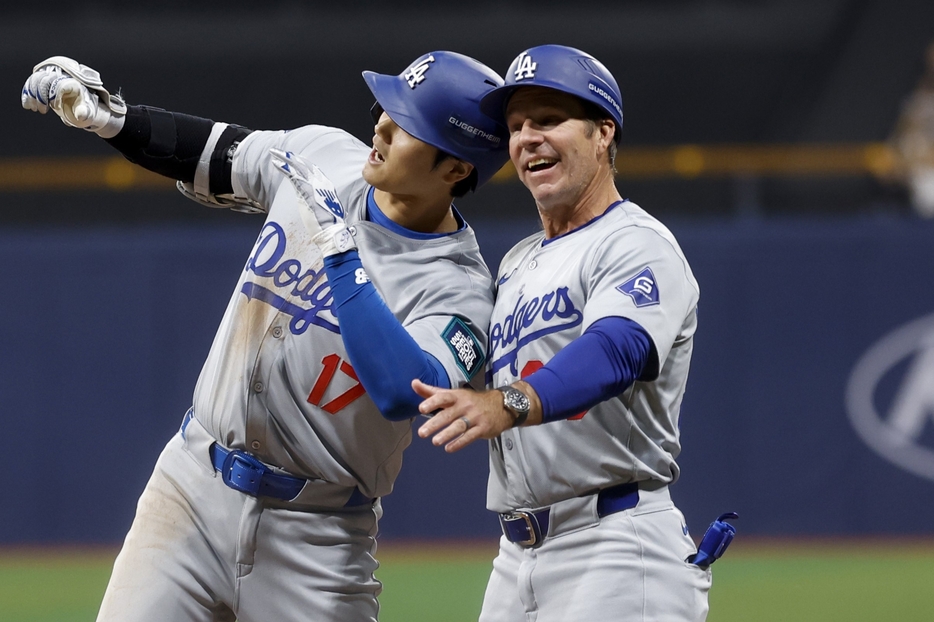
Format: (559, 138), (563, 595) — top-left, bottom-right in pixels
(480, 44), (624, 143)
(363, 51), (510, 188)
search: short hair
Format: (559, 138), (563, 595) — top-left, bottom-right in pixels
(580, 100), (618, 170)
(433, 150), (479, 198)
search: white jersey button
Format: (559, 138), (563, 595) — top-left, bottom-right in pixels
(272, 326), (283, 338)
(251, 440), (261, 450)
(253, 381), (265, 393)
(504, 438), (514, 450)
(528, 260), (537, 270)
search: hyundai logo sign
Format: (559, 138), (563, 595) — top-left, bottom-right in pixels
(846, 313), (934, 481)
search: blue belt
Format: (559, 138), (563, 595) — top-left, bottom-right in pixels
(209, 442), (307, 501)
(181, 409), (372, 506)
(499, 482), (640, 548)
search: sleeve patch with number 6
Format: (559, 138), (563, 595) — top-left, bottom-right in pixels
(616, 266), (660, 307)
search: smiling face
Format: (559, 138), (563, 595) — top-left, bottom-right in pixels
(505, 87), (616, 214)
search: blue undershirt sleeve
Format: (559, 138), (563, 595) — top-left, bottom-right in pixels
(524, 316), (654, 423)
(323, 250), (450, 421)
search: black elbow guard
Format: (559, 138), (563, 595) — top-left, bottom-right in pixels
(105, 105), (251, 192)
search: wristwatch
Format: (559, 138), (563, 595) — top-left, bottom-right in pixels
(498, 386), (530, 428)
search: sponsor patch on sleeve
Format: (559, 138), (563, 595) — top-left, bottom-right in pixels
(616, 266), (660, 307)
(442, 317), (485, 379)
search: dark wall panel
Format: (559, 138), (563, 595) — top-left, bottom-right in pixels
(2, 214), (934, 543)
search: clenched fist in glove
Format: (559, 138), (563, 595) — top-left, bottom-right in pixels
(270, 148), (357, 257)
(21, 56), (126, 138)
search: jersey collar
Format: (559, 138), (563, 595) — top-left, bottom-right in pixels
(542, 200), (627, 246)
(365, 186), (466, 240)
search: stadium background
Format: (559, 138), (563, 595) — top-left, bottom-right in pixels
(2, 1), (934, 620)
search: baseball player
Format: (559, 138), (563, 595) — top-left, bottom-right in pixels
(22, 51), (508, 622)
(415, 45), (712, 621)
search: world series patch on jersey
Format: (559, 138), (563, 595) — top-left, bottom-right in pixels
(443, 317), (485, 380)
(486, 200), (700, 512)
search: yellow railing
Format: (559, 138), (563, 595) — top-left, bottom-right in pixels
(493, 142), (897, 181)
(0, 156), (172, 191)
(0, 143), (898, 192)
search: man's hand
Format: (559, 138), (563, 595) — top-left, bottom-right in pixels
(270, 148), (357, 257)
(22, 56), (125, 138)
(414, 379), (529, 452)
(21, 65), (59, 115)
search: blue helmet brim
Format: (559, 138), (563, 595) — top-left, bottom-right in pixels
(478, 84), (520, 124)
(481, 44), (624, 145)
(480, 80), (623, 144)
(360, 51), (510, 188)
(362, 70), (439, 152)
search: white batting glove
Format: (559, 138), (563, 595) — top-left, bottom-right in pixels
(21, 66), (59, 114)
(270, 148), (357, 257)
(21, 57), (126, 138)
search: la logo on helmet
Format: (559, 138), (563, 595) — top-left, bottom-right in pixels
(514, 52), (537, 80)
(405, 56), (435, 88)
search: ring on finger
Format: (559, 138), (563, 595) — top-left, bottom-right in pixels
(460, 416), (471, 432)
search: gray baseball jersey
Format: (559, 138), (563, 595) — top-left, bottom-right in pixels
(97, 124), (495, 622)
(192, 125), (493, 502)
(485, 200), (700, 512)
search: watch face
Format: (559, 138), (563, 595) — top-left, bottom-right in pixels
(503, 387), (530, 413)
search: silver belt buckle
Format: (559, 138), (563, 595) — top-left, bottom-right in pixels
(501, 511), (542, 547)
